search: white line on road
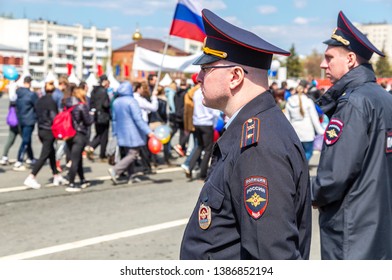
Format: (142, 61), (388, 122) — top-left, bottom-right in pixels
(0, 218), (189, 260)
(0, 167), (184, 193)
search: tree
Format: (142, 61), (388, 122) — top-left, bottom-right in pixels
(286, 44), (303, 78)
(303, 49), (323, 78)
(375, 49), (392, 77)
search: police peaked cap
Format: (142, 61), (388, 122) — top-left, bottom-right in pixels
(193, 9), (290, 69)
(323, 11), (385, 60)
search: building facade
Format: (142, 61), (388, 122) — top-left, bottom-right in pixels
(0, 17), (111, 80)
(356, 22), (392, 64)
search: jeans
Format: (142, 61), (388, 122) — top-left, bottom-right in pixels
(17, 125), (35, 162)
(302, 141), (314, 162)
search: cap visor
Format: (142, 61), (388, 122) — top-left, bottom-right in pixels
(192, 54), (221, 65)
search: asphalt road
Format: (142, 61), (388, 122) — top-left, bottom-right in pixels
(0, 93), (321, 260)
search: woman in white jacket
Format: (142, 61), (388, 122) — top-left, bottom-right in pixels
(284, 85), (325, 162)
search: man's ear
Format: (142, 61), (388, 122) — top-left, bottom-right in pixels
(229, 67), (245, 90)
(347, 52), (358, 68)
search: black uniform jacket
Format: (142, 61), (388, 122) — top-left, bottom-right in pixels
(312, 64), (392, 259)
(180, 92), (312, 260)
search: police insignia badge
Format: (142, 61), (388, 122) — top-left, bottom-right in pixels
(240, 118), (260, 149)
(324, 118), (344, 145)
(244, 176), (268, 219)
(386, 132), (392, 154)
(199, 203), (211, 230)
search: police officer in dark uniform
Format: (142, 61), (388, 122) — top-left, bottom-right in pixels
(180, 9), (312, 260)
(312, 11), (392, 259)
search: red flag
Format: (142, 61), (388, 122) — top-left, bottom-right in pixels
(124, 64), (130, 77)
(66, 63), (73, 76)
(97, 64), (103, 76)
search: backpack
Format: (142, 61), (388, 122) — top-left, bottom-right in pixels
(52, 105), (77, 140)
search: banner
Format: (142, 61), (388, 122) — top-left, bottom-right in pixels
(132, 46), (201, 73)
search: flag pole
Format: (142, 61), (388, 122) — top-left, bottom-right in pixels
(153, 35), (171, 94)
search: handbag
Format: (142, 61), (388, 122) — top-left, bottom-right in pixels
(6, 106), (18, 127)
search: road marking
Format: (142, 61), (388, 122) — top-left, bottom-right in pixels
(0, 167), (184, 193)
(0, 218), (189, 260)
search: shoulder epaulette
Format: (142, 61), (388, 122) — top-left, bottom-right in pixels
(240, 118), (260, 149)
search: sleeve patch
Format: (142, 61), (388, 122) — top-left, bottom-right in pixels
(324, 118), (344, 146)
(244, 176), (268, 219)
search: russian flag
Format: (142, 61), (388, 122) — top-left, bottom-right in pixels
(169, 0), (205, 42)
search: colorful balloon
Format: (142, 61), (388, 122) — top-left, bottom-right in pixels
(2, 65), (19, 81)
(0, 79), (8, 91)
(154, 124), (171, 141)
(148, 137), (162, 154)
(160, 135), (171, 145)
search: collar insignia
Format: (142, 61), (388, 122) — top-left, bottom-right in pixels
(324, 118), (344, 145)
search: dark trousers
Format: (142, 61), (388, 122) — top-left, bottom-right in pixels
(32, 129), (58, 176)
(66, 133), (87, 184)
(90, 123), (109, 159)
(189, 125), (214, 179)
(17, 125), (35, 162)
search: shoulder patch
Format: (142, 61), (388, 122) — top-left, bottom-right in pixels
(386, 132), (392, 154)
(244, 176), (268, 219)
(324, 118), (344, 145)
(240, 118), (260, 149)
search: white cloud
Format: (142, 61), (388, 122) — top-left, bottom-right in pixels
(258, 5), (278, 15)
(294, 17), (309, 25)
(251, 24), (330, 55)
(202, 0), (227, 10)
(294, 0), (307, 9)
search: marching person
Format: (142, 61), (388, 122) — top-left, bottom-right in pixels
(23, 81), (68, 189)
(180, 9), (312, 260)
(312, 11), (392, 259)
(107, 81), (154, 184)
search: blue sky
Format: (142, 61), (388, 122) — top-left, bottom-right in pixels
(1, 0), (391, 56)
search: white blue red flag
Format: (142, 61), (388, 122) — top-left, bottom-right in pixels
(169, 0), (205, 42)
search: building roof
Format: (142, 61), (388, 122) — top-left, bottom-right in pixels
(0, 44), (26, 53)
(113, 38), (189, 56)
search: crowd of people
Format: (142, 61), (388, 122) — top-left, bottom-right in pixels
(0, 70), (226, 191)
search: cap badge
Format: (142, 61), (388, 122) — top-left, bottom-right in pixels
(198, 203), (212, 230)
(240, 118), (260, 149)
(331, 28), (350, 46)
(324, 118), (344, 145)
(244, 176), (268, 219)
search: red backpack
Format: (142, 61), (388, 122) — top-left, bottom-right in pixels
(52, 105), (77, 140)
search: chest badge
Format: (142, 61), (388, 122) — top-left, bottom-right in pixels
(324, 118), (344, 145)
(198, 203), (211, 230)
(244, 176), (268, 219)
(240, 118), (260, 149)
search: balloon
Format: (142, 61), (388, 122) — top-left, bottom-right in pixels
(148, 137), (162, 154)
(2, 65), (19, 81)
(213, 129), (220, 142)
(154, 124), (171, 141)
(215, 116), (225, 132)
(160, 135), (171, 145)
(0, 79), (8, 91)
